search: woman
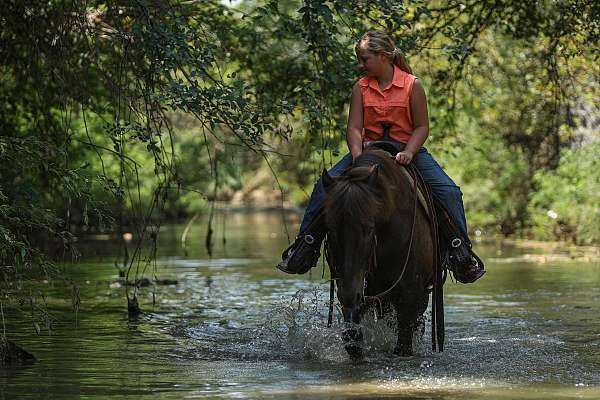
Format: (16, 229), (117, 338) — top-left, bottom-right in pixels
(278, 31), (484, 283)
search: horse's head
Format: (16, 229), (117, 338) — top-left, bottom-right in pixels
(322, 150), (396, 325)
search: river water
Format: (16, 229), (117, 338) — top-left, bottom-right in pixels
(2, 211), (600, 399)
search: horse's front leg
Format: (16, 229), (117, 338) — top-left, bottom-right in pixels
(394, 311), (415, 357)
(342, 307), (364, 360)
(393, 291), (427, 356)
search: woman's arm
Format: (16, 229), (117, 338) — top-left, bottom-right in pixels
(395, 79), (429, 164)
(347, 82), (364, 160)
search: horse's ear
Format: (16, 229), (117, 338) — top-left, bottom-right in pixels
(322, 168), (334, 191)
(367, 164), (379, 187)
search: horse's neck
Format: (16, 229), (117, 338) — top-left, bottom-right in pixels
(381, 171), (415, 212)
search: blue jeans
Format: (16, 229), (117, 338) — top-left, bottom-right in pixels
(299, 147), (469, 238)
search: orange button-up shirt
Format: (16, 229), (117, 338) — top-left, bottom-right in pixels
(359, 65), (416, 144)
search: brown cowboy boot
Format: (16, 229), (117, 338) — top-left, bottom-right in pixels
(276, 210), (327, 274)
(447, 238), (486, 284)
(432, 194), (485, 284)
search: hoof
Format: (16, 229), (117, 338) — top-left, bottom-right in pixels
(393, 346), (413, 357)
(342, 326), (364, 360)
(345, 344), (363, 360)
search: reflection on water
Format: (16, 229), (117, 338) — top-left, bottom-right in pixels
(2, 211), (600, 399)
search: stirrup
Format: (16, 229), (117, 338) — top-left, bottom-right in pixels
(276, 234), (322, 275)
(447, 238), (485, 284)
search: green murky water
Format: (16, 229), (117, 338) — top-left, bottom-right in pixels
(2, 211), (599, 399)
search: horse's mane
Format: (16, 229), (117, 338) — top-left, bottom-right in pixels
(325, 149), (406, 228)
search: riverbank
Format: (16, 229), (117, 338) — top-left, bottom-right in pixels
(491, 238), (600, 264)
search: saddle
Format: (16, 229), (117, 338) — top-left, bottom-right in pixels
(364, 134), (485, 283)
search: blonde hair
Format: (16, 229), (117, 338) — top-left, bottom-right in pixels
(355, 30), (413, 74)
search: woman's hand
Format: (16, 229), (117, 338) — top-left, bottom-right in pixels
(395, 150), (414, 165)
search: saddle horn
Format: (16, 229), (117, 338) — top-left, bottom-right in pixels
(382, 123), (392, 140)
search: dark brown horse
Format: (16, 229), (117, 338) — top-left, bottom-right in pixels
(322, 147), (439, 358)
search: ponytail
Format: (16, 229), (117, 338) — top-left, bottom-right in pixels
(392, 48), (412, 75)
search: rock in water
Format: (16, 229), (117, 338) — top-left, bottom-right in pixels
(0, 339), (36, 366)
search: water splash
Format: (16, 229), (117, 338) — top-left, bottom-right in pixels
(241, 284), (431, 363)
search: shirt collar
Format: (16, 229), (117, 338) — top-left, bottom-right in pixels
(367, 65), (406, 93)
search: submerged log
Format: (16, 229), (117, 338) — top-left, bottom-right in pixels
(122, 278), (179, 287)
(127, 295), (142, 318)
